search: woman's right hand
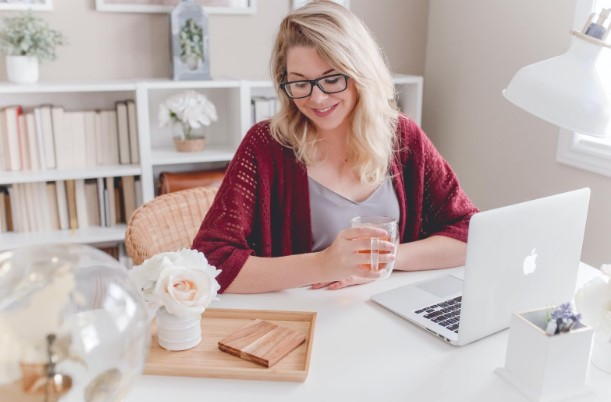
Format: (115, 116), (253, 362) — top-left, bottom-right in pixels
(317, 226), (396, 284)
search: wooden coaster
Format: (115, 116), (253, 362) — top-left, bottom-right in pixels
(218, 319), (306, 368)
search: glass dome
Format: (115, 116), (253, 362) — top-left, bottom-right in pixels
(0, 243), (150, 402)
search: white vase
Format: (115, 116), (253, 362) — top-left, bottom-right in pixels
(155, 307), (202, 351)
(5, 56), (39, 84)
(591, 329), (611, 374)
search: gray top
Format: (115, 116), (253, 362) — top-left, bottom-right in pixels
(308, 177), (401, 252)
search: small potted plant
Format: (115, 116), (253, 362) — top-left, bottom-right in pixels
(0, 11), (67, 84)
(158, 89), (218, 152)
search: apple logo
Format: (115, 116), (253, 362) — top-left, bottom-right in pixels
(522, 248), (538, 275)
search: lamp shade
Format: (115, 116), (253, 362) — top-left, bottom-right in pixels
(503, 35), (611, 137)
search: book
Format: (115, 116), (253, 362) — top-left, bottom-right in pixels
(103, 110), (120, 165)
(65, 179), (78, 230)
(83, 111), (97, 168)
(55, 180), (69, 230)
(74, 179), (89, 229)
(105, 176), (116, 226)
(116, 102), (131, 164)
(52, 106), (74, 169)
(126, 100), (139, 163)
(33, 107), (47, 170)
(21, 183), (39, 232)
(7, 186), (23, 232)
(69, 112), (87, 168)
(0, 111), (6, 171)
(97, 177), (106, 227)
(85, 179), (101, 227)
(114, 177), (123, 224)
(3, 106), (22, 171)
(25, 113), (40, 170)
(38, 105), (56, 169)
(95, 111), (105, 165)
(46, 182), (60, 230)
(0, 187), (7, 232)
(17, 113), (30, 170)
(122, 175), (137, 224)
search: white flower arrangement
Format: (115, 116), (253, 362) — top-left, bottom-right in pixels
(575, 264), (611, 333)
(129, 249), (221, 317)
(158, 90), (218, 140)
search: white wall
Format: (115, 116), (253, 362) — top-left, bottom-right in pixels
(424, 0), (611, 267)
(0, 0), (428, 80)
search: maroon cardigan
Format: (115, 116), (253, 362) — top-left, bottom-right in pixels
(192, 115), (478, 292)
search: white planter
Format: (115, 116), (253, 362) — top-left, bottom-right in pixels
(5, 55), (39, 84)
(155, 307), (202, 351)
(496, 307), (594, 401)
(591, 329), (611, 374)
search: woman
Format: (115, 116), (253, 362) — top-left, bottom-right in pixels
(192, 0), (478, 293)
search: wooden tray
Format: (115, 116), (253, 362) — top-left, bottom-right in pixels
(144, 308), (317, 382)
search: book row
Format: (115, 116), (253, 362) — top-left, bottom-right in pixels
(251, 96), (279, 125)
(0, 100), (139, 172)
(0, 175), (142, 234)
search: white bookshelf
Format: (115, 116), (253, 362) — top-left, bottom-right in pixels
(0, 75), (422, 251)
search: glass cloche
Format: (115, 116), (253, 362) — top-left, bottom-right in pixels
(0, 243), (150, 402)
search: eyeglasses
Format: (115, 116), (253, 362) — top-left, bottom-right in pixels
(280, 73), (350, 99)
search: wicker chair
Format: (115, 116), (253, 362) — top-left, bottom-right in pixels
(125, 186), (218, 266)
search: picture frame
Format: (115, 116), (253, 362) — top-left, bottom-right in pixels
(0, 0), (52, 11)
(292, 0), (349, 9)
(95, 0), (256, 15)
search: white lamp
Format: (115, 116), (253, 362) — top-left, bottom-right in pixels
(503, 9), (611, 137)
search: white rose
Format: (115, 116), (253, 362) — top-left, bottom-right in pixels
(575, 274), (611, 333)
(154, 266), (220, 316)
(130, 252), (178, 306)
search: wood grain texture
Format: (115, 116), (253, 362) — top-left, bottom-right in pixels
(218, 319), (306, 368)
(144, 308), (316, 382)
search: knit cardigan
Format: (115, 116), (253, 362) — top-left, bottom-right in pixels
(192, 115), (478, 292)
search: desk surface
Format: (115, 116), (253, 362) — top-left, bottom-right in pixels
(126, 263), (611, 402)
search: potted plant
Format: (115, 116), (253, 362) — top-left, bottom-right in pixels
(0, 11), (67, 84)
(158, 90), (218, 152)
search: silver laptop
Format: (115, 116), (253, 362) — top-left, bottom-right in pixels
(370, 188), (590, 346)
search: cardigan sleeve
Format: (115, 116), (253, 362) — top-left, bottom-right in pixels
(192, 123), (268, 292)
(402, 117), (478, 242)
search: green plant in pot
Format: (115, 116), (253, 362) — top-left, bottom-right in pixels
(0, 11), (67, 84)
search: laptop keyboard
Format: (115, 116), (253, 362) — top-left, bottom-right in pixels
(414, 296), (462, 333)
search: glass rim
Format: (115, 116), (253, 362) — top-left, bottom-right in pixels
(351, 216), (398, 225)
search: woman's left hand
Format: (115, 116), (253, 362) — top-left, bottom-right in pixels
(310, 275), (378, 290)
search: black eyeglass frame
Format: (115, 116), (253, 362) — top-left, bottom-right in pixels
(279, 73), (350, 99)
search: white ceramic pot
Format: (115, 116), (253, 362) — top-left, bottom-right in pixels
(6, 56), (39, 84)
(155, 307), (202, 351)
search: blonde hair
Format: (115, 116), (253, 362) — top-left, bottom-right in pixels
(269, 0), (399, 185)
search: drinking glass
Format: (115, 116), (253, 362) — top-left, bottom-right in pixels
(351, 216), (399, 279)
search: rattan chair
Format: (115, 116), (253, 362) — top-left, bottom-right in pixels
(125, 186), (218, 266)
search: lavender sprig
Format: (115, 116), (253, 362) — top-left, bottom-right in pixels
(545, 303), (581, 335)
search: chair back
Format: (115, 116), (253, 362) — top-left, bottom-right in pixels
(125, 186), (217, 266)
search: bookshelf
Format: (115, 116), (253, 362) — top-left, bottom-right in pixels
(0, 75), (423, 252)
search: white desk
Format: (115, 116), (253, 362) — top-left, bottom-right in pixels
(127, 263), (611, 402)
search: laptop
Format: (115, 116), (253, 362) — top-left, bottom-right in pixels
(370, 188), (590, 346)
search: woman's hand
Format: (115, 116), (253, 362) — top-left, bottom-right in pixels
(313, 226), (396, 289)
